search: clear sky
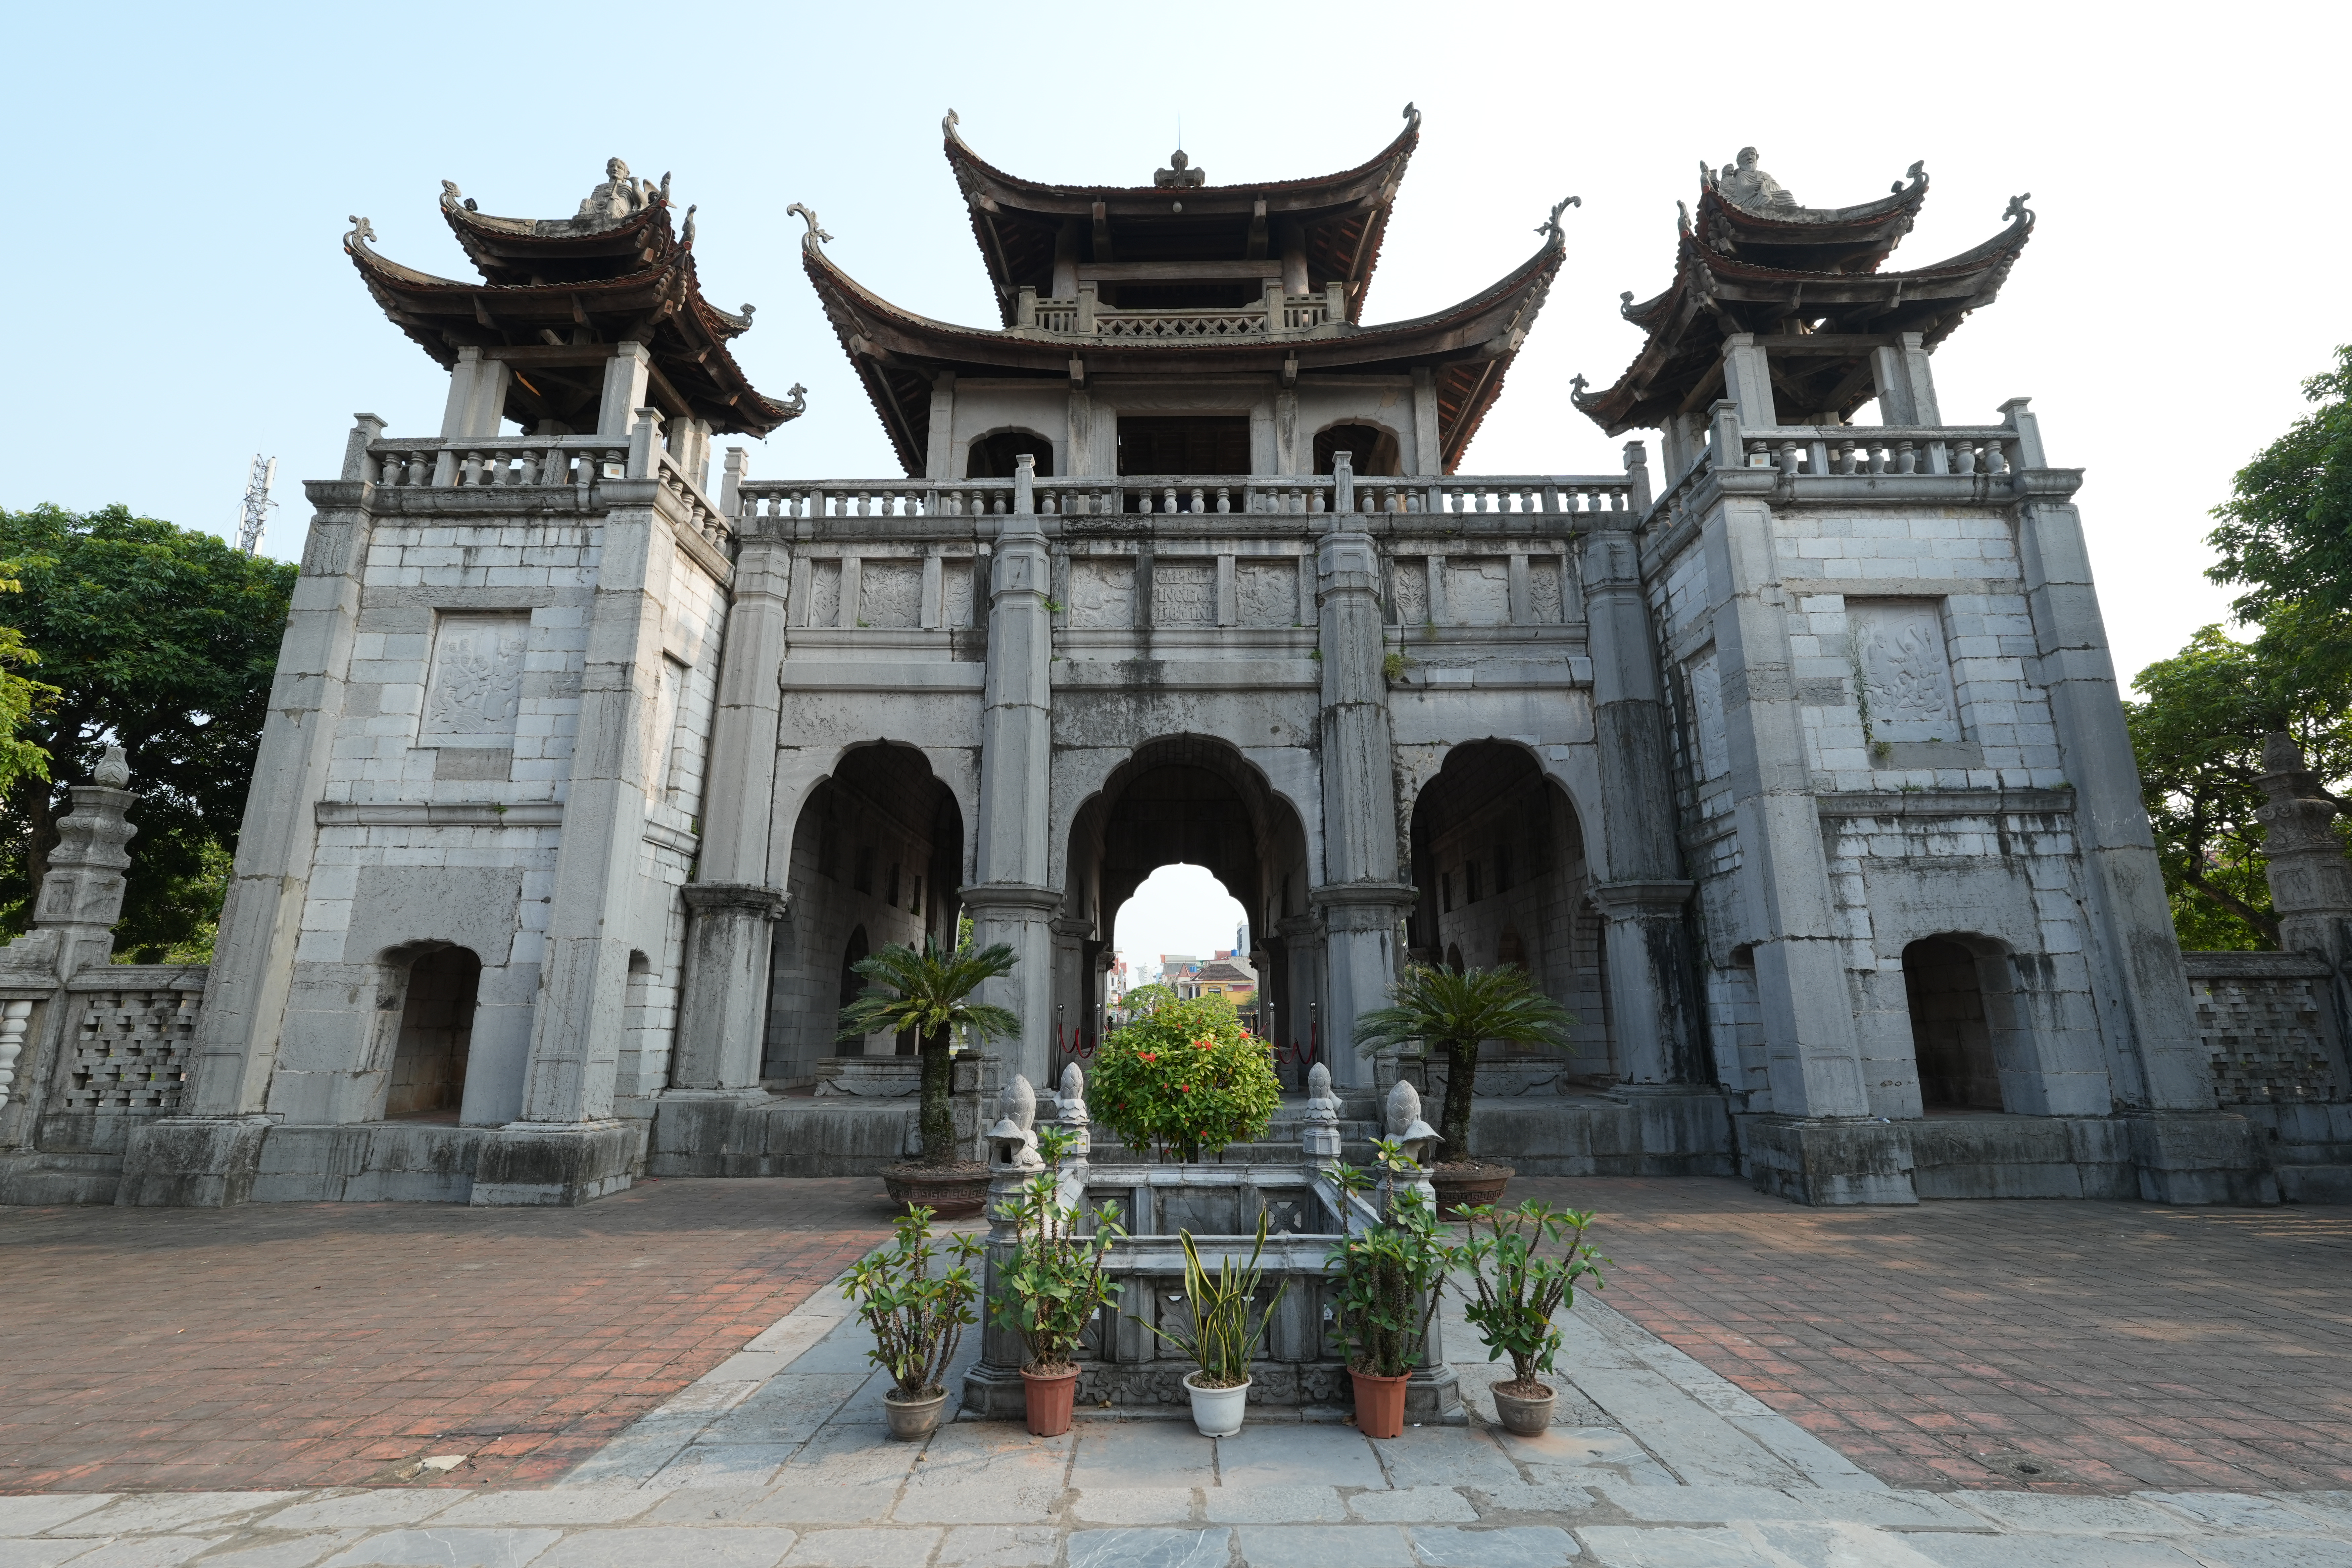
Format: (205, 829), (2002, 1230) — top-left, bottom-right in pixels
(6, 1), (2343, 949)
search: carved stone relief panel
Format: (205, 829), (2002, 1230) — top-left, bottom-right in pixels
(941, 561), (975, 628)
(1392, 559), (1429, 625)
(809, 559), (842, 629)
(420, 611), (528, 742)
(1069, 559), (1137, 628)
(1235, 561), (1296, 627)
(1446, 559), (1511, 625)
(859, 561), (922, 629)
(1153, 560), (1215, 626)
(1529, 559), (1564, 624)
(1686, 649), (1730, 782)
(1849, 598), (1961, 742)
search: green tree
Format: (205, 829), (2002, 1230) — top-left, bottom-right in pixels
(0, 581), (55, 797)
(1090, 992), (1280, 1163)
(1353, 965), (1575, 1162)
(838, 937), (1021, 1168)
(2207, 344), (2352, 639)
(2127, 624), (2352, 950)
(0, 504), (297, 960)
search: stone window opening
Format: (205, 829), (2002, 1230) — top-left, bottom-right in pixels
(854, 845), (876, 895)
(1497, 928), (1526, 971)
(1440, 872), (1453, 914)
(912, 875), (925, 921)
(887, 862), (902, 909)
(967, 429), (1055, 479)
(383, 945), (482, 1121)
(1465, 861), (1482, 904)
(1494, 841), (1514, 895)
(1445, 943), (1465, 971)
(1117, 416), (1251, 477)
(1314, 422), (1402, 477)
(1903, 935), (2006, 1112)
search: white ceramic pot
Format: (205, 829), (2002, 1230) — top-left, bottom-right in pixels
(1183, 1371), (1251, 1437)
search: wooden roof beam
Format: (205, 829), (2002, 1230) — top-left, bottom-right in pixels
(1090, 202), (1114, 263)
(1246, 199), (1269, 260)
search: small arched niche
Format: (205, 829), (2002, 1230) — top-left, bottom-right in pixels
(967, 430), (1054, 478)
(385, 946), (481, 1119)
(1903, 935), (2005, 1111)
(1315, 422), (1402, 477)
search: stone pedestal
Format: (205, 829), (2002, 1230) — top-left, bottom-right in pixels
(469, 1119), (645, 1206)
(2124, 1111), (2279, 1206)
(1735, 1114), (1919, 1207)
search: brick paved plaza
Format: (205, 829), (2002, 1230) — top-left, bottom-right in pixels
(7, 1176), (2352, 1567)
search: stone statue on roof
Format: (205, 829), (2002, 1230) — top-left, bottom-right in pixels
(577, 157), (658, 226)
(1154, 149), (1207, 188)
(1717, 147), (1799, 214)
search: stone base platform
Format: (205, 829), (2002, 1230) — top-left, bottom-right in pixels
(1738, 1109), (2283, 1206)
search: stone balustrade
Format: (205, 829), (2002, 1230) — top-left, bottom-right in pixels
(359, 434), (733, 554)
(734, 473), (1636, 524)
(1740, 426), (2022, 478)
(1012, 287), (1340, 340)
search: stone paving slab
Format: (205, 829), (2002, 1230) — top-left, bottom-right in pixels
(1521, 1177), (2352, 1494)
(0, 1179), (893, 1495)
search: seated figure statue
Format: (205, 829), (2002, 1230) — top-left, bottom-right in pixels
(577, 157), (656, 225)
(1717, 147), (1799, 213)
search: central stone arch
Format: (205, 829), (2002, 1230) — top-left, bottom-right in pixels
(1058, 736), (1319, 1084)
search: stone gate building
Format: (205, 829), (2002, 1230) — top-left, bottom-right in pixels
(2, 117), (2342, 1209)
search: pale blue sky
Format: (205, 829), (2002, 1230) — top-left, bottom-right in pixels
(6, 1), (2344, 952)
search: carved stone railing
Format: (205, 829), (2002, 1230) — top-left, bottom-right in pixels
(1740, 426), (2022, 478)
(736, 473), (1635, 524)
(1012, 290), (1340, 340)
(54, 972), (206, 1115)
(361, 433), (733, 553)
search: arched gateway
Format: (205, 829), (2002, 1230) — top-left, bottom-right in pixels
(65, 120), (2285, 1212)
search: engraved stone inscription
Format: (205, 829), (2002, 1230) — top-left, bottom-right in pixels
(859, 561), (922, 629)
(1446, 559), (1511, 625)
(1687, 650), (1730, 782)
(1069, 559), (1137, 628)
(1850, 599), (1961, 742)
(809, 559), (842, 628)
(1530, 559), (1564, 623)
(1235, 561), (1296, 626)
(1153, 560), (1215, 626)
(1392, 559), (1429, 625)
(420, 612), (528, 740)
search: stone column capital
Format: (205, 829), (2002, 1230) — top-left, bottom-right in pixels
(680, 882), (787, 920)
(958, 882), (1063, 916)
(1587, 879), (1696, 914)
(1309, 882), (1416, 932)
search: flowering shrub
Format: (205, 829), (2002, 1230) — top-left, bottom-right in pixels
(1089, 993), (1282, 1162)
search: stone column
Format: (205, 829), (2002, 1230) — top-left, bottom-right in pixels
(1313, 456), (1414, 1090)
(494, 410), (670, 1204)
(1577, 444), (1707, 1087)
(2008, 402), (2267, 1202)
(30, 750), (137, 978)
(968, 456), (1059, 1088)
(670, 507), (793, 1093)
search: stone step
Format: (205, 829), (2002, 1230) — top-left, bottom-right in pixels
(0, 1151), (124, 1206)
(2277, 1164), (2352, 1203)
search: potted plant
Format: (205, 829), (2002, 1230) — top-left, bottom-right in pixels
(990, 1125), (1125, 1435)
(1454, 1200), (1607, 1435)
(839, 936), (1021, 1217)
(840, 1205), (986, 1439)
(1353, 964), (1575, 1215)
(1132, 1211), (1287, 1437)
(1323, 1140), (1451, 1439)
(1090, 992), (1282, 1163)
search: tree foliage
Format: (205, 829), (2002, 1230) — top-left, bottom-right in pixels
(1353, 965), (1575, 1162)
(1089, 992), (1281, 1163)
(0, 504), (297, 961)
(2128, 345), (2352, 951)
(0, 581), (55, 798)
(837, 937), (1020, 1168)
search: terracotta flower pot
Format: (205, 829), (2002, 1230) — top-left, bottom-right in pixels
(1350, 1368), (1411, 1439)
(880, 1162), (991, 1219)
(1020, 1362), (1080, 1437)
(1490, 1379), (1554, 1436)
(1430, 1162), (1514, 1218)
(883, 1386), (948, 1440)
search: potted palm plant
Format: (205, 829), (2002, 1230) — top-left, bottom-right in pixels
(1454, 1200), (1607, 1435)
(840, 1205), (986, 1439)
(990, 1126), (1125, 1435)
(1353, 964), (1574, 1215)
(839, 936), (1020, 1217)
(1131, 1211), (1286, 1437)
(1323, 1140), (1451, 1439)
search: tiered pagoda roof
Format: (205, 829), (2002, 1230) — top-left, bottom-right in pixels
(1575, 151), (2035, 434)
(801, 109), (1567, 476)
(346, 162), (801, 437)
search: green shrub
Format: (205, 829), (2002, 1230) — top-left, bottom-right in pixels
(1090, 992), (1281, 1162)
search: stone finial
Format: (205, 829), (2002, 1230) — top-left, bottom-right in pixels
(92, 744), (129, 789)
(1384, 1077), (1442, 1167)
(1058, 1062), (1089, 1126)
(2263, 731), (2309, 779)
(986, 1073), (1043, 1171)
(787, 203), (832, 249)
(2255, 730), (2352, 964)
(1715, 147), (1799, 213)
(1535, 194), (1581, 242)
(1154, 150), (1206, 189)
(1305, 1062), (1340, 1124)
